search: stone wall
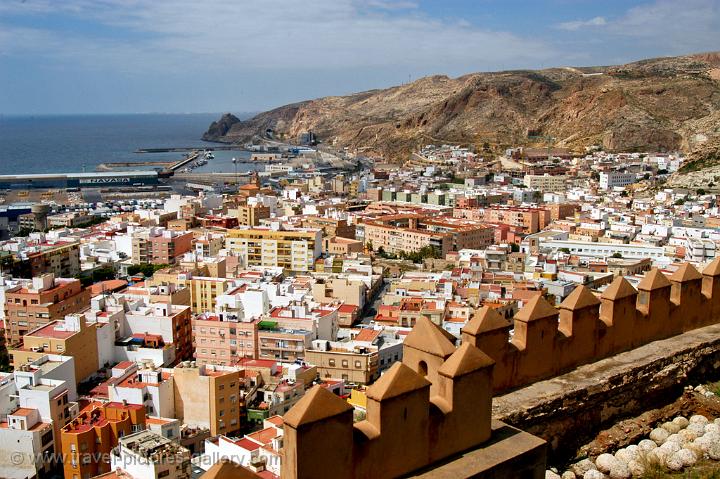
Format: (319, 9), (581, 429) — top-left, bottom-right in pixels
(493, 322), (720, 462)
(463, 261), (720, 393)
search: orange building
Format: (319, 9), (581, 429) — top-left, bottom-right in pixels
(61, 402), (146, 479)
(3, 274), (90, 345)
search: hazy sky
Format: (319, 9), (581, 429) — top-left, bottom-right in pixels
(1, 0), (719, 114)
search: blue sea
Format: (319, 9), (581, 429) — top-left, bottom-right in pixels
(0, 113), (253, 175)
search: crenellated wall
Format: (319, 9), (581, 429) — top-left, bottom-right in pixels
(281, 318), (499, 479)
(462, 260), (720, 393)
(278, 262), (720, 478)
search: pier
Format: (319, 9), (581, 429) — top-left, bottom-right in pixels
(135, 146), (246, 153)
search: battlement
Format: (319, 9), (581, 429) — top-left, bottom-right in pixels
(281, 317), (496, 479)
(277, 261), (720, 478)
(462, 260), (720, 392)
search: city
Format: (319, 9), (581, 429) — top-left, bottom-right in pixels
(2, 1), (720, 478)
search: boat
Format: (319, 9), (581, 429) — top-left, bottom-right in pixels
(204, 150), (215, 160)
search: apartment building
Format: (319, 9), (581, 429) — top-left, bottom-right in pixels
(599, 171), (637, 190)
(225, 226), (322, 272)
(254, 304), (339, 362)
(61, 402), (146, 479)
(12, 355), (79, 452)
(172, 362), (243, 437)
(230, 204), (271, 227)
(188, 276), (230, 314)
(523, 174), (568, 192)
(303, 328), (404, 384)
(118, 301), (193, 367)
(192, 312), (258, 366)
(9, 315), (100, 382)
(193, 234), (225, 259)
(3, 274), (90, 345)
(301, 216), (356, 239)
(323, 236), (364, 255)
(23, 241), (81, 279)
(130, 229), (193, 265)
(108, 365), (175, 419)
(312, 277), (367, 309)
(0, 407), (55, 479)
(456, 206), (550, 234)
(546, 202), (580, 221)
(362, 216), (449, 256)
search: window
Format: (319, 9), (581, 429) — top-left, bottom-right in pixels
(354, 360), (362, 369)
(328, 359), (335, 367)
(342, 360), (348, 368)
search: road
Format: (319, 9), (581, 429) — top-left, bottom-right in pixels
(359, 279), (389, 325)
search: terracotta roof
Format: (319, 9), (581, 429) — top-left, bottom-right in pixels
(10, 408), (35, 417)
(354, 328), (381, 343)
(438, 343), (494, 378)
(670, 263), (702, 282)
(559, 285), (601, 311)
(601, 276), (637, 300)
(366, 362), (430, 401)
(703, 257), (720, 277)
(202, 459), (262, 479)
(89, 279), (128, 297)
(403, 317), (456, 358)
(514, 295), (558, 323)
(462, 307), (510, 335)
(637, 268), (671, 291)
(283, 385), (353, 428)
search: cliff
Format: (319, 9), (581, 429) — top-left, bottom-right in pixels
(204, 52), (720, 163)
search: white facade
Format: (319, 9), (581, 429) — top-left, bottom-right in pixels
(599, 171), (636, 190)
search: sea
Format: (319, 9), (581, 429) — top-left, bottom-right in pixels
(0, 113), (256, 175)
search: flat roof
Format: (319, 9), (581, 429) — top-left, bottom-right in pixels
(27, 322), (75, 339)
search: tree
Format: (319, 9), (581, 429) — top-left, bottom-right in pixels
(127, 263), (169, 278)
(365, 240), (374, 252)
(510, 243), (520, 253)
(590, 171), (600, 181)
(611, 252), (623, 258)
(559, 248), (571, 254)
(697, 188), (706, 196)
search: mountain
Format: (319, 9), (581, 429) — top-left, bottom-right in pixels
(203, 53), (720, 163)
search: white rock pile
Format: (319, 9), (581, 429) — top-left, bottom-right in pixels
(545, 415), (720, 478)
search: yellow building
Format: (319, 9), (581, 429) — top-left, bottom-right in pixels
(173, 363), (243, 436)
(189, 277), (230, 314)
(225, 227), (322, 272)
(230, 204), (271, 227)
(9, 314), (100, 382)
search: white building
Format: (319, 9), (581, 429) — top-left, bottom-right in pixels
(599, 171), (636, 190)
(110, 430), (191, 479)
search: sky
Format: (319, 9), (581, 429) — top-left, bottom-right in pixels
(1, 0), (719, 115)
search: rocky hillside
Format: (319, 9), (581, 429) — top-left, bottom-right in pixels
(204, 52), (720, 162)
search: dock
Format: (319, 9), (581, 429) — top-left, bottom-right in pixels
(135, 146), (246, 153)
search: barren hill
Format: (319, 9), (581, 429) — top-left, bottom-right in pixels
(204, 53), (720, 163)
